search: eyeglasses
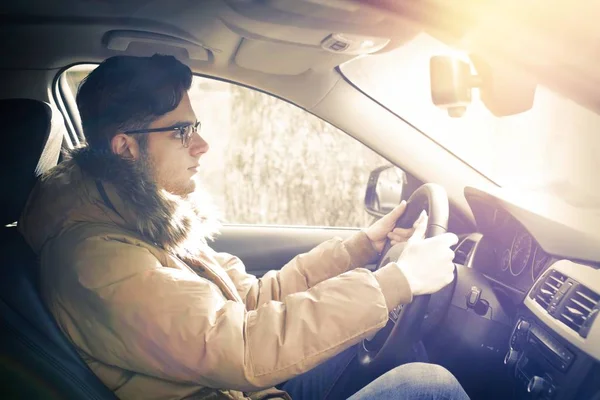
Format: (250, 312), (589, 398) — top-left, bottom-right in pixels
(124, 121), (201, 148)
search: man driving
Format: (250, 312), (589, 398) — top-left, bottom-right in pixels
(19, 54), (469, 400)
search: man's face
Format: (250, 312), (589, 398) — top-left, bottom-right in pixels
(141, 92), (209, 196)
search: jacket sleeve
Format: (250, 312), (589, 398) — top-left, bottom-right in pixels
(56, 236), (411, 391)
(213, 231), (382, 310)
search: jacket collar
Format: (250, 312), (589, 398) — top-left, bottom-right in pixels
(69, 146), (220, 255)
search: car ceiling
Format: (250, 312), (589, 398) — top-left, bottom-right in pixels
(0, 0), (425, 109)
(0, 0), (599, 114)
(0, 0), (418, 71)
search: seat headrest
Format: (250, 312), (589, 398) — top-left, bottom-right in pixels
(0, 99), (63, 225)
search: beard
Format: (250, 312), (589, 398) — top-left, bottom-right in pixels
(134, 147), (221, 253)
(67, 144), (221, 253)
(137, 148), (196, 197)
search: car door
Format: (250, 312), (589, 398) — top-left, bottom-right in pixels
(213, 226), (360, 277)
(62, 68), (395, 276)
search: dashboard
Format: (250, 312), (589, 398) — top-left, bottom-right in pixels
(466, 206), (555, 294)
(454, 186), (600, 400)
(460, 186), (600, 296)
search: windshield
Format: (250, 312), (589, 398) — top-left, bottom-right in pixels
(341, 33), (599, 208)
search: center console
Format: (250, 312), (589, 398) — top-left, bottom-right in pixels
(505, 313), (593, 399)
(504, 260), (600, 400)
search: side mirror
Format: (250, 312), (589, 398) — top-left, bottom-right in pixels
(364, 165), (407, 218)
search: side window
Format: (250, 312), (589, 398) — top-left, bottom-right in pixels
(62, 67), (391, 228)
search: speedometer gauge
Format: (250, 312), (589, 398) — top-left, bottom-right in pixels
(532, 246), (551, 281)
(498, 249), (511, 271)
(510, 232), (533, 276)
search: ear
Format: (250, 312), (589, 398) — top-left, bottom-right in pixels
(111, 133), (141, 160)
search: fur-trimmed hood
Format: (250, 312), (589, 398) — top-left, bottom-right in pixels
(19, 146), (220, 255)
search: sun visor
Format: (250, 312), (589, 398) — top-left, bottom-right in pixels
(104, 30), (217, 61)
(234, 38), (351, 75)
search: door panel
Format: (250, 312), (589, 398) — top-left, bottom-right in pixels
(211, 225), (375, 277)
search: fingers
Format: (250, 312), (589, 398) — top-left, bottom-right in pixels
(443, 247), (456, 262)
(390, 216), (456, 250)
(425, 232), (459, 247)
(408, 215), (428, 243)
(387, 211), (429, 242)
(378, 200), (407, 222)
(387, 227), (413, 240)
(439, 268), (456, 287)
(413, 210), (428, 228)
(384, 200), (407, 222)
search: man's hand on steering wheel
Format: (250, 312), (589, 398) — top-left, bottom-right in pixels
(365, 200), (427, 253)
(359, 184), (456, 369)
(366, 202), (457, 297)
(395, 225), (458, 296)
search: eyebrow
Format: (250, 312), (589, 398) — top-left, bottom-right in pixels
(164, 119), (197, 128)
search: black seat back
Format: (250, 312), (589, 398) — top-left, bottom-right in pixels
(0, 99), (116, 399)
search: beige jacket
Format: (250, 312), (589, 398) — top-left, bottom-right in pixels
(18, 147), (413, 400)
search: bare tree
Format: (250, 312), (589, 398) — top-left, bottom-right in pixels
(223, 85), (386, 227)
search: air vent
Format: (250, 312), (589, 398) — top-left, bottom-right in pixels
(533, 270), (567, 308)
(453, 239), (475, 265)
(559, 285), (600, 338)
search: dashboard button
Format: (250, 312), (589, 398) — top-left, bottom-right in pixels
(559, 362), (567, 371)
(517, 320), (531, 332)
(528, 376), (553, 397)
(504, 349), (521, 368)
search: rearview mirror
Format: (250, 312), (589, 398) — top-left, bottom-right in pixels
(364, 165), (407, 218)
(429, 56), (474, 118)
(430, 54), (536, 117)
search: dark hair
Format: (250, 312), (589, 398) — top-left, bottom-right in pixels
(76, 54), (193, 150)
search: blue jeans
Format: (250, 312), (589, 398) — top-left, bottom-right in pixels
(348, 363), (470, 400)
(278, 346), (469, 400)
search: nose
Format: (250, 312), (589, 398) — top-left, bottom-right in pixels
(189, 132), (209, 156)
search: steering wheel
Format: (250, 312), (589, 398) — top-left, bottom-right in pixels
(357, 183), (450, 369)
